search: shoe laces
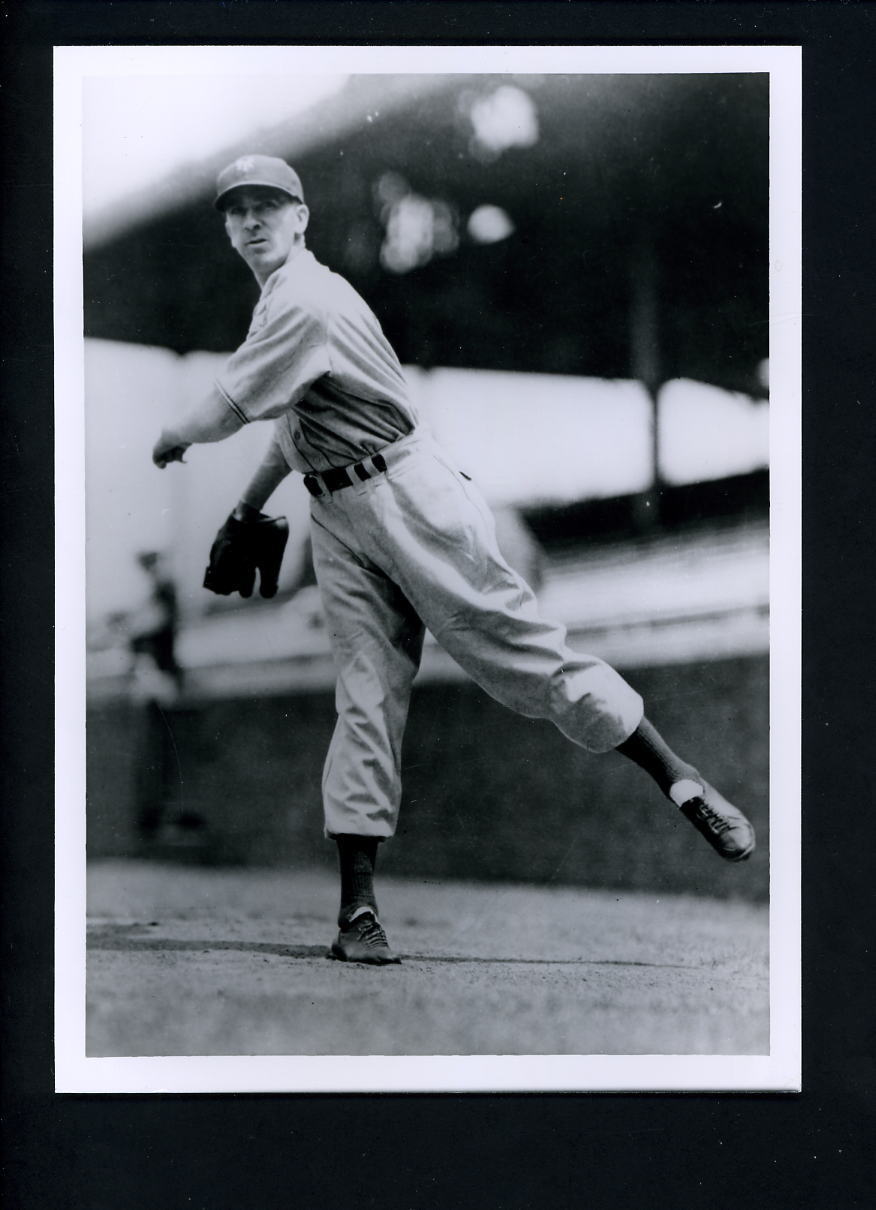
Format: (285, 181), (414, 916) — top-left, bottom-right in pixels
(689, 797), (732, 836)
(351, 913), (389, 948)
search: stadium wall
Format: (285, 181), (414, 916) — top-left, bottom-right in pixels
(86, 652), (768, 902)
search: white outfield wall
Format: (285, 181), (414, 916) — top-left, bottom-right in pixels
(83, 337), (768, 633)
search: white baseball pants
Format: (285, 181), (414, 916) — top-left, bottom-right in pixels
(309, 430), (644, 838)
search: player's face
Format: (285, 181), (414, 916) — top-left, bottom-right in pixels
(223, 187), (309, 283)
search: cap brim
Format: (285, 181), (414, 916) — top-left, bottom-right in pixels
(214, 182), (303, 210)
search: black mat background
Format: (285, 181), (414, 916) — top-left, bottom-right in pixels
(2, 3), (874, 1208)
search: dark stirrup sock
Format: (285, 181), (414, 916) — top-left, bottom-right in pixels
(615, 718), (703, 803)
(336, 834), (379, 924)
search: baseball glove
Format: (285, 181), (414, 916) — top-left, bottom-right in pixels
(203, 511), (290, 599)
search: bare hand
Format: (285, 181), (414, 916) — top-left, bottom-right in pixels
(153, 432), (191, 468)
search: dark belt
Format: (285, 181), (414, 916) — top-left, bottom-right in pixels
(303, 452), (388, 498)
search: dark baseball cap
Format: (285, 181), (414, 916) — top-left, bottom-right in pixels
(214, 155), (305, 210)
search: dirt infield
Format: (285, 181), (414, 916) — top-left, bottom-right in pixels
(86, 860), (768, 1058)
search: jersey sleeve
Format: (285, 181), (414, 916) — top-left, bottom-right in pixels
(214, 296), (332, 423)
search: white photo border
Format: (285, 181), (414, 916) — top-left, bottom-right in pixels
(54, 43), (801, 1094)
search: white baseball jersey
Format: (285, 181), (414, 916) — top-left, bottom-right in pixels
(214, 248), (419, 473)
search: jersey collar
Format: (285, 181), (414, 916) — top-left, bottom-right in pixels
(261, 244), (317, 295)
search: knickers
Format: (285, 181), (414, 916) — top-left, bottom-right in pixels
(309, 430), (644, 838)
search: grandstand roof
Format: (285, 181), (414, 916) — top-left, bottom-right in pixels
(83, 73), (768, 396)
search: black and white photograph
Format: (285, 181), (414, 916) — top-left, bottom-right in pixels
(54, 44), (801, 1093)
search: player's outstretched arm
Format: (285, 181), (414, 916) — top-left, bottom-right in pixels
(152, 386), (245, 468)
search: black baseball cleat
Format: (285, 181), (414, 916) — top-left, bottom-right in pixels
(328, 910), (401, 965)
(673, 779), (756, 862)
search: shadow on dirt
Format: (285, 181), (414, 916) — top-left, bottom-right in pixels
(88, 929), (329, 958)
(401, 955), (695, 967)
(87, 926), (695, 968)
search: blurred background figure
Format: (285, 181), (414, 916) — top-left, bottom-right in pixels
(118, 551), (206, 849)
(128, 550), (183, 699)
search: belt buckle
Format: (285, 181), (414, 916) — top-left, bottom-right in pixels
(303, 473), (322, 498)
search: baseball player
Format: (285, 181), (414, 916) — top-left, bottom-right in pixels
(153, 155), (755, 966)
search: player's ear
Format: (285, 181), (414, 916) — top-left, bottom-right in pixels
(295, 203), (310, 234)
